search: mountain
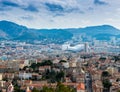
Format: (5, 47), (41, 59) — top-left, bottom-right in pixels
(68, 25), (120, 35)
(0, 20), (73, 43)
(0, 20), (120, 43)
(67, 25), (120, 40)
(0, 20), (28, 39)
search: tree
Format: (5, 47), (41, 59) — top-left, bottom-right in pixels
(55, 82), (75, 92)
(117, 90), (120, 92)
(32, 88), (40, 92)
(99, 57), (106, 61)
(56, 71), (64, 82)
(39, 83), (75, 92)
(116, 78), (120, 82)
(59, 60), (67, 63)
(40, 86), (54, 92)
(41, 60), (53, 66)
(103, 79), (112, 88)
(102, 71), (112, 92)
(113, 56), (120, 62)
(30, 63), (38, 70)
(14, 86), (23, 92)
(102, 71), (110, 78)
(102, 79), (112, 92)
(42, 69), (65, 83)
(12, 77), (24, 92)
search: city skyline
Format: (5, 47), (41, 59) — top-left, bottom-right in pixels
(0, 0), (120, 29)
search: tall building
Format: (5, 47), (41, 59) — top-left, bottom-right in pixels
(84, 42), (89, 53)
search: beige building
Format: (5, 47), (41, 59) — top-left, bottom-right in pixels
(0, 73), (3, 81)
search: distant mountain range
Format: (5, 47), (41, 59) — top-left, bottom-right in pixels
(0, 20), (120, 43)
(0, 20), (73, 43)
(67, 25), (120, 41)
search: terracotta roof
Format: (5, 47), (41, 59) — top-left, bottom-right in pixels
(0, 65), (7, 68)
(77, 83), (85, 90)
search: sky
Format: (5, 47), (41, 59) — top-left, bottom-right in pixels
(0, 0), (120, 29)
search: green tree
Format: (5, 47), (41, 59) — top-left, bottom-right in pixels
(99, 57), (106, 61)
(113, 56), (120, 62)
(40, 86), (54, 92)
(116, 78), (120, 82)
(40, 83), (75, 92)
(56, 71), (64, 82)
(32, 88), (40, 92)
(41, 60), (53, 66)
(43, 69), (65, 83)
(14, 86), (23, 92)
(102, 79), (112, 91)
(30, 63), (38, 70)
(59, 60), (67, 63)
(55, 82), (75, 92)
(102, 71), (110, 77)
(117, 90), (120, 92)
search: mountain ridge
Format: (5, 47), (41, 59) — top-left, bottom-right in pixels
(0, 20), (120, 43)
(0, 20), (73, 43)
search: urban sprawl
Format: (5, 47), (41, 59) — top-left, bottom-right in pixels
(0, 37), (120, 92)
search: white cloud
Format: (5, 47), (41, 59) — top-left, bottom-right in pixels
(0, 0), (120, 29)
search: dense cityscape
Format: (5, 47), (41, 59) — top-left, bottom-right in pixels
(0, 0), (120, 92)
(0, 35), (120, 92)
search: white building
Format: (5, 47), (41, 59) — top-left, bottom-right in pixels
(19, 72), (32, 79)
(62, 43), (84, 51)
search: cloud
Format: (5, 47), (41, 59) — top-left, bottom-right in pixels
(94, 0), (107, 5)
(0, 0), (19, 7)
(0, 7), (10, 11)
(0, 0), (120, 29)
(0, 0), (39, 12)
(0, 0), (86, 13)
(45, 3), (64, 12)
(0, 0), (20, 11)
(21, 16), (34, 20)
(22, 5), (39, 12)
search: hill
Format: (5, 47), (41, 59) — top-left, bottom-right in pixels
(0, 20), (73, 43)
(67, 25), (120, 40)
(0, 20), (120, 43)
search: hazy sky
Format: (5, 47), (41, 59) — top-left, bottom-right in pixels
(0, 0), (120, 29)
